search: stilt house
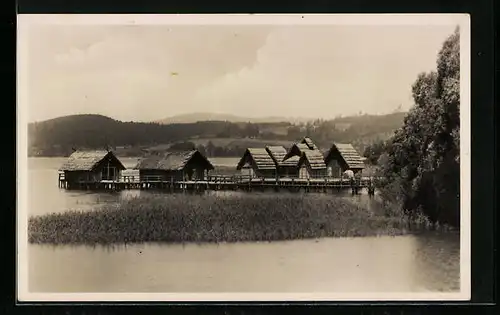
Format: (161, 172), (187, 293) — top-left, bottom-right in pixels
(323, 143), (365, 177)
(236, 148), (276, 178)
(265, 146), (300, 177)
(59, 150), (126, 185)
(297, 150), (327, 179)
(134, 150), (214, 182)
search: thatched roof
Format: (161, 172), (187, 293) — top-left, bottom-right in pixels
(301, 137), (319, 150)
(283, 142), (311, 161)
(265, 146), (287, 164)
(281, 155), (300, 167)
(135, 150), (214, 171)
(299, 150), (327, 170)
(237, 148), (276, 170)
(59, 150), (126, 172)
(297, 143), (311, 151)
(325, 143), (365, 170)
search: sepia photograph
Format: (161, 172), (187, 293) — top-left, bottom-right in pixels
(17, 14), (470, 301)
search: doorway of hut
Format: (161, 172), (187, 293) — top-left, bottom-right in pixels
(185, 168), (194, 181)
(185, 168), (206, 181)
(101, 164), (116, 181)
(327, 160), (342, 178)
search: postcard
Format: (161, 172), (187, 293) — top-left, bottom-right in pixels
(17, 13), (471, 302)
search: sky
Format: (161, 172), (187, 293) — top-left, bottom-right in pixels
(21, 18), (458, 123)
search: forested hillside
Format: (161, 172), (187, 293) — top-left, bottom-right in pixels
(28, 112), (406, 157)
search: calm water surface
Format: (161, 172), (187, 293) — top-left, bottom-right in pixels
(26, 157), (460, 293)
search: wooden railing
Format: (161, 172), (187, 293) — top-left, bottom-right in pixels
(206, 174), (379, 185)
(207, 174), (252, 183)
(60, 171), (381, 186)
(121, 175), (139, 182)
(120, 175), (164, 182)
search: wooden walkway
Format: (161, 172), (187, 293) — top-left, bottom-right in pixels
(58, 173), (378, 195)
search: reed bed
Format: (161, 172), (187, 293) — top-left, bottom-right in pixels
(29, 194), (415, 245)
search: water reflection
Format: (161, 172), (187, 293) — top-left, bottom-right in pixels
(411, 232), (461, 292)
(29, 233), (460, 293)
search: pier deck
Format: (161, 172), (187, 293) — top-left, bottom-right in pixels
(58, 173), (378, 195)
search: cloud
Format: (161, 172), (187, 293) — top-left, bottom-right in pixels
(191, 25), (456, 118)
(27, 25), (272, 122)
(25, 24), (457, 122)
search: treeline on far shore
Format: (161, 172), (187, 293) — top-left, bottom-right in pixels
(28, 111), (407, 158)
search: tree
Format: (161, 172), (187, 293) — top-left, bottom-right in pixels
(363, 140), (387, 165)
(378, 27), (460, 227)
(169, 141), (196, 151)
(205, 141), (216, 157)
(243, 123), (260, 138)
(287, 125), (301, 139)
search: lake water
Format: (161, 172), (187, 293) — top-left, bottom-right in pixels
(25, 157), (460, 294)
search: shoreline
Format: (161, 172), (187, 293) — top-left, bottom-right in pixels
(28, 228), (460, 247)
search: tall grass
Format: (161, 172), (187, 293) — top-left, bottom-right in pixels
(29, 194), (417, 245)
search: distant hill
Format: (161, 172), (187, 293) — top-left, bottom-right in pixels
(28, 112), (407, 157)
(156, 112), (310, 124)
